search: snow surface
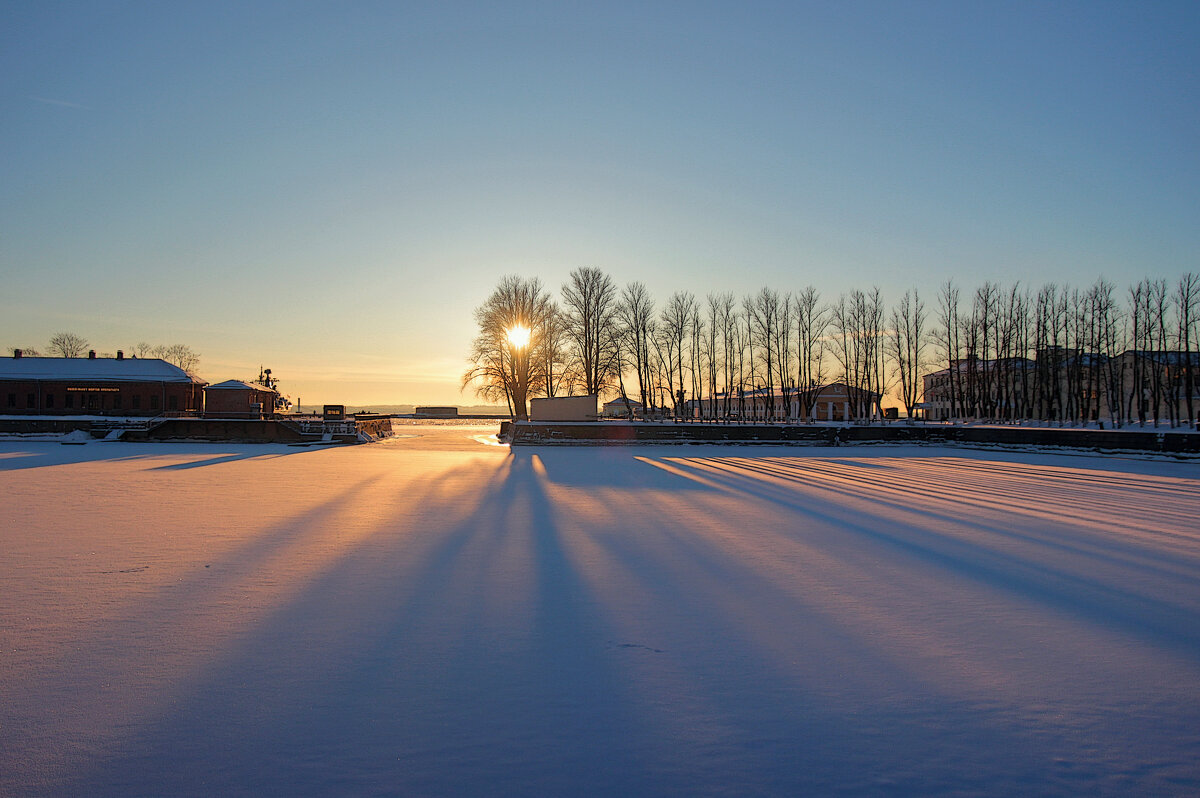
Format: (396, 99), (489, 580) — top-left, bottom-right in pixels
(2, 426), (1199, 796)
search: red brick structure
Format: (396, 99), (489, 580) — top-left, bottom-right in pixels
(203, 380), (279, 419)
(1, 350), (205, 416)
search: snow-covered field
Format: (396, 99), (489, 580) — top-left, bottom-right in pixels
(2, 426), (1199, 796)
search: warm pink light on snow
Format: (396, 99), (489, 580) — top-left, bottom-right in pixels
(3, 429), (1199, 795)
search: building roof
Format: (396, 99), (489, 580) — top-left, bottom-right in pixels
(1122, 350), (1200, 365)
(205, 379), (278, 393)
(0, 356), (204, 384)
(603, 397), (643, 407)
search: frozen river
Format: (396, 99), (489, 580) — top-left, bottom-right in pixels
(2, 425), (1200, 796)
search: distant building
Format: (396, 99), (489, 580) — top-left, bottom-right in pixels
(203, 380), (279, 419)
(697, 383), (883, 422)
(919, 356), (1035, 421)
(919, 349), (1200, 424)
(1, 350), (205, 416)
(602, 397), (642, 418)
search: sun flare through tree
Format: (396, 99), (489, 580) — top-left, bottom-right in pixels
(463, 276), (555, 419)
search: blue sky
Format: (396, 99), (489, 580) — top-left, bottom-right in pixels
(3, 1), (1197, 405)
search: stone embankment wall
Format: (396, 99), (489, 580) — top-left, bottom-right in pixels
(2, 414), (394, 443)
(504, 421), (1200, 453)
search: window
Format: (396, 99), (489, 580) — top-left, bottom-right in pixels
(113, 394), (122, 410)
(132, 395), (141, 410)
(27, 393), (36, 408)
(45, 393), (54, 408)
(6, 393), (15, 407)
(168, 395), (178, 411)
(151, 395), (160, 410)
(65, 393), (74, 409)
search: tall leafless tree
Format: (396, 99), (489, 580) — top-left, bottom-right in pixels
(47, 332), (89, 358)
(888, 290), (926, 419)
(463, 275), (554, 419)
(1177, 273), (1198, 428)
(617, 282), (655, 412)
(793, 287), (829, 422)
(562, 267), (620, 397)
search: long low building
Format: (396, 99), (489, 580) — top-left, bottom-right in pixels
(1, 350), (206, 416)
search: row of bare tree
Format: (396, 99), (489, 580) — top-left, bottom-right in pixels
(9, 333), (201, 375)
(466, 271), (1199, 426)
(933, 276), (1199, 427)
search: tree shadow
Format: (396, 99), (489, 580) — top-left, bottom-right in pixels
(18, 445), (1200, 797)
(512, 445), (720, 490)
(0, 441), (324, 472)
(50, 452), (657, 796)
(662, 455), (1200, 660)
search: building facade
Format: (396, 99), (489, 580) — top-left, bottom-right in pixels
(693, 383), (884, 422)
(203, 380), (280, 419)
(1, 351), (205, 416)
(920, 350), (1200, 425)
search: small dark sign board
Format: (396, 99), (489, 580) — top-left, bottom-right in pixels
(323, 404), (346, 421)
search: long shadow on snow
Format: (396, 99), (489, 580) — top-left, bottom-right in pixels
(572, 505), (1070, 796)
(57, 450), (660, 797)
(516, 444), (720, 490)
(708, 455), (1200, 581)
(666, 456), (1200, 661)
(0, 440), (322, 472)
(1, 475), (389, 759)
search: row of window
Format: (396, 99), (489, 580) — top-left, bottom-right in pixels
(5, 393), (177, 410)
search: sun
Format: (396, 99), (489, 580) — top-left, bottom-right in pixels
(506, 324), (531, 349)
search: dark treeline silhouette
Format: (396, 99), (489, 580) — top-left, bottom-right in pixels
(465, 270), (1200, 428)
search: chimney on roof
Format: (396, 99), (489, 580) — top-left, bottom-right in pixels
(116, 350), (124, 360)
(88, 350), (96, 359)
(13, 349), (21, 359)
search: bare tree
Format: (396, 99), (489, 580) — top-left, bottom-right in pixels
(1090, 279), (1124, 427)
(617, 282), (655, 411)
(704, 294), (723, 419)
(688, 298), (705, 420)
(48, 332), (89, 358)
(1177, 273), (1198, 428)
(159, 344), (201, 375)
(1148, 279), (1171, 426)
(562, 267), (620, 397)
(741, 296), (759, 418)
(793, 287), (829, 422)
(775, 292), (794, 420)
(748, 288), (781, 419)
(714, 293), (738, 418)
(831, 289), (885, 421)
(659, 292), (696, 417)
(889, 290), (926, 419)
(932, 281), (962, 421)
(463, 275), (554, 419)
(535, 302), (573, 398)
